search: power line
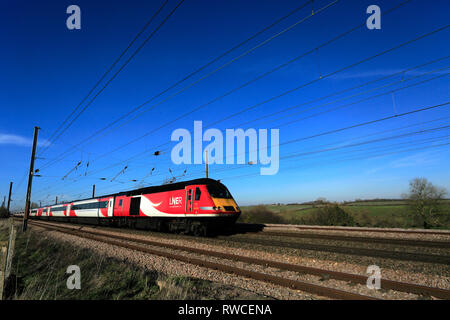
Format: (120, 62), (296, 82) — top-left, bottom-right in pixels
(87, 22), (450, 162)
(39, 0), (185, 155)
(220, 140), (450, 183)
(206, 24), (450, 128)
(32, 59), (449, 197)
(274, 71), (449, 128)
(281, 124), (450, 160)
(186, 65), (450, 162)
(54, 0), (315, 154)
(32, 100), (450, 199)
(101, 132), (450, 195)
(32, 7), (449, 197)
(235, 55), (450, 127)
(38, 0), (170, 157)
(275, 101), (450, 150)
(91, 40), (450, 170)
(36, 0), (339, 171)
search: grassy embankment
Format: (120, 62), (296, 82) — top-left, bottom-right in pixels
(238, 200), (450, 229)
(0, 219), (266, 300)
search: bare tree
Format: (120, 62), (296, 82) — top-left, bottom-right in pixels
(403, 178), (447, 228)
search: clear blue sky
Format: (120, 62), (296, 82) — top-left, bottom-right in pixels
(1, 0), (449, 209)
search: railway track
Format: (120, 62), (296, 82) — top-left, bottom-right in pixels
(262, 224), (450, 236)
(252, 230), (450, 249)
(220, 234), (450, 265)
(26, 220), (450, 300)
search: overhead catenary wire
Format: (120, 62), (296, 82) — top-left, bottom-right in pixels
(31, 100), (450, 199)
(235, 55), (450, 127)
(38, 0), (170, 157)
(45, 0), (315, 158)
(79, 21), (450, 164)
(88, 37), (447, 172)
(206, 24), (450, 128)
(219, 141), (450, 183)
(37, 0), (340, 171)
(29, 5), (448, 200)
(105, 56), (450, 167)
(186, 65), (450, 163)
(31, 56), (450, 198)
(38, 0), (185, 156)
(37, 0), (414, 174)
(78, 133), (450, 200)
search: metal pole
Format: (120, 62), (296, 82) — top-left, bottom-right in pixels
(7, 182), (13, 215)
(92, 184), (95, 198)
(22, 126), (40, 232)
(205, 150), (209, 178)
(55, 196), (58, 205)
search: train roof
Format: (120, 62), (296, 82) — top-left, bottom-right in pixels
(116, 178), (225, 197)
(39, 178), (225, 207)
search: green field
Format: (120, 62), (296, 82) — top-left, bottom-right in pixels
(239, 200), (450, 229)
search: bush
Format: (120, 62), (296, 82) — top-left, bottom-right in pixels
(353, 211), (373, 227)
(300, 205), (355, 226)
(238, 205), (286, 224)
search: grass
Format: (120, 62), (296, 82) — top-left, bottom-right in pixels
(0, 219), (267, 300)
(238, 200), (450, 229)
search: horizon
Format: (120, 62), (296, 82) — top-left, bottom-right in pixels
(1, 0), (449, 209)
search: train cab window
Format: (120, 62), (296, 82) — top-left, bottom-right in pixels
(194, 187), (201, 201)
(206, 184), (232, 199)
(119, 199), (123, 207)
(129, 197), (141, 215)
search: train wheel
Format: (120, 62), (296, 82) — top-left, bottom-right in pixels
(192, 224), (208, 237)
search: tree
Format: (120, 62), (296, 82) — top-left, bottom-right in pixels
(315, 197), (329, 204)
(403, 178), (447, 228)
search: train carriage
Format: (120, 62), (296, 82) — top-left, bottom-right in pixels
(30, 178), (241, 236)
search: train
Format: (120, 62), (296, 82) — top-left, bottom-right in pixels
(28, 178), (241, 236)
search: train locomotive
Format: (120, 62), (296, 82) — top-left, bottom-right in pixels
(29, 178), (241, 236)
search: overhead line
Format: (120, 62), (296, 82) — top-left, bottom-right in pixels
(206, 24), (450, 128)
(35, 6), (448, 195)
(39, 0), (185, 155)
(38, 0), (170, 156)
(37, 0), (338, 170)
(32, 100), (450, 198)
(274, 71), (449, 128)
(33, 57), (449, 197)
(235, 55), (450, 127)
(220, 141), (450, 182)
(66, 0), (314, 150)
(91, 20), (450, 161)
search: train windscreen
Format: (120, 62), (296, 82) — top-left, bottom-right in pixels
(206, 184), (232, 199)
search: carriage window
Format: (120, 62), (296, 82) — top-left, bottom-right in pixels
(119, 199), (123, 206)
(195, 187), (201, 201)
(51, 206), (66, 212)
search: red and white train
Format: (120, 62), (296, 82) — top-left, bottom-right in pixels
(29, 178), (241, 235)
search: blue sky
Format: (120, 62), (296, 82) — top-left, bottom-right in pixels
(1, 0), (449, 208)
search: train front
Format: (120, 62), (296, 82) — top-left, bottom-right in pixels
(197, 179), (241, 230)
